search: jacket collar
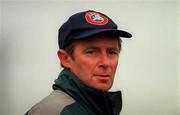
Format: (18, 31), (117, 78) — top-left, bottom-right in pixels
(53, 68), (122, 115)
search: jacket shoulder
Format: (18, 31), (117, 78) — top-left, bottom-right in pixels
(26, 90), (75, 115)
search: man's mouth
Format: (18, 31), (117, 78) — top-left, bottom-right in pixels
(94, 74), (110, 81)
(95, 75), (109, 77)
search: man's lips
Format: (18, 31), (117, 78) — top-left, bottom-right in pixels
(94, 75), (109, 77)
(93, 74), (111, 81)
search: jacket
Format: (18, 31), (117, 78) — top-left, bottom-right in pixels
(25, 69), (122, 115)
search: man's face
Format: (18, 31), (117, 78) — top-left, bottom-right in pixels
(63, 34), (120, 91)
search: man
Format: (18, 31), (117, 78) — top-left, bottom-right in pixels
(25, 10), (132, 115)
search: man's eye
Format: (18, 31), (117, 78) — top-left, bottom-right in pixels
(109, 52), (116, 55)
(86, 50), (95, 54)
(108, 50), (119, 55)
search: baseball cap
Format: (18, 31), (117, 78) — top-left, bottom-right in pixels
(58, 10), (132, 49)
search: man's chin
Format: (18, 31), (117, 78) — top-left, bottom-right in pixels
(94, 84), (112, 92)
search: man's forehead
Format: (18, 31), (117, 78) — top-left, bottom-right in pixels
(73, 37), (119, 49)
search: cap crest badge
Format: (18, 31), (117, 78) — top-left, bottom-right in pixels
(85, 12), (108, 25)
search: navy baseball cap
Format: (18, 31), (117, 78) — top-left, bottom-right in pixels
(58, 10), (132, 49)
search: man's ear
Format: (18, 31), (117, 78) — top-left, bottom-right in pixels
(57, 49), (72, 68)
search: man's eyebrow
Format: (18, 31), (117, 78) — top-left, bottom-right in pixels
(84, 47), (100, 50)
(109, 47), (119, 50)
(84, 47), (119, 51)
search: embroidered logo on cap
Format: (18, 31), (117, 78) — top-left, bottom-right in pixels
(85, 11), (108, 25)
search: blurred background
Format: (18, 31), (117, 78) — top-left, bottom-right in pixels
(0, 0), (179, 115)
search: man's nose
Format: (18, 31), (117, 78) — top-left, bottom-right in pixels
(98, 53), (111, 68)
